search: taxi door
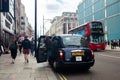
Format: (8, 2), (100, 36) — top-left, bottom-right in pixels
(36, 36), (47, 63)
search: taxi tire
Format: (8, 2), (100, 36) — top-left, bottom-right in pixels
(53, 61), (59, 71)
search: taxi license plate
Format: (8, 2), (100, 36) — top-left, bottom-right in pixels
(76, 56), (82, 61)
(72, 52), (84, 56)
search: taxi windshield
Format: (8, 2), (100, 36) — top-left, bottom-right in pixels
(61, 36), (81, 47)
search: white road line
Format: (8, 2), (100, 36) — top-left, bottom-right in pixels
(98, 54), (120, 59)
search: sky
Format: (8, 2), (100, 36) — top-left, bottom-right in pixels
(21, 0), (82, 35)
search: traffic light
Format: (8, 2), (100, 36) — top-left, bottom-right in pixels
(0, 0), (9, 12)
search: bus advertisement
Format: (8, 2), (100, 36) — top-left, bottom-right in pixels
(68, 21), (106, 51)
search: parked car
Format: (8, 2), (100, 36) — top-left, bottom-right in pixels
(36, 34), (95, 71)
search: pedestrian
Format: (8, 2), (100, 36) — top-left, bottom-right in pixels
(0, 43), (4, 56)
(4, 41), (9, 54)
(0, 43), (2, 56)
(80, 36), (89, 47)
(9, 36), (18, 64)
(44, 36), (52, 60)
(111, 40), (113, 49)
(30, 39), (35, 56)
(108, 40), (110, 45)
(22, 36), (31, 63)
(18, 38), (22, 54)
(119, 39), (120, 47)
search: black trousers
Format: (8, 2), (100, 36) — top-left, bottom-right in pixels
(19, 46), (22, 53)
(10, 49), (17, 59)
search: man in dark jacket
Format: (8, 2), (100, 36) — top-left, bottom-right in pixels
(81, 36), (89, 47)
(44, 36), (52, 60)
(22, 36), (31, 63)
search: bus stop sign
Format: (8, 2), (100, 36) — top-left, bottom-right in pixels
(0, 0), (9, 12)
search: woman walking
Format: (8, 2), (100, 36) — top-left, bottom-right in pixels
(9, 36), (18, 64)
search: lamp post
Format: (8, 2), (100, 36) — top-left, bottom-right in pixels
(43, 16), (44, 35)
(0, 12), (1, 44)
(14, 0), (16, 34)
(35, 0), (37, 57)
(43, 16), (51, 35)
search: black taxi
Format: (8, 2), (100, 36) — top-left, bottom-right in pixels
(36, 34), (95, 70)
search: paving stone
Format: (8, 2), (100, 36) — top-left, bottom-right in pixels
(0, 53), (58, 80)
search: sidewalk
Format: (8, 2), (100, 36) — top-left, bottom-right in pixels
(105, 45), (120, 51)
(0, 53), (58, 80)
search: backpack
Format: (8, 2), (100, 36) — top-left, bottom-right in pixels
(22, 39), (31, 49)
(9, 43), (16, 50)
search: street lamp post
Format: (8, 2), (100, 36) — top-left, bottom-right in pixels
(0, 12), (1, 44)
(35, 0), (37, 57)
(43, 16), (51, 35)
(43, 16), (44, 35)
(14, 0), (16, 34)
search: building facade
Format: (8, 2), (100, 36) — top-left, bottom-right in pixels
(0, 0), (15, 46)
(48, 12), (78, 35)
(20, 3), (26, 35)
(0, 0), (33, 48)
(78, 0), (120, 41)
(20, 3), (34, 38)
(16, 0), (21, 35)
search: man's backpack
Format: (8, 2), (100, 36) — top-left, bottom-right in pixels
(9, 43), (16, 50)
(22, 39), (31, 49)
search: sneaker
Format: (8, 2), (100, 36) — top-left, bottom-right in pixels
(11, 62), (14, 64)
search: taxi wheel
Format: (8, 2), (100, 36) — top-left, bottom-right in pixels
(53, 61), (59, 71)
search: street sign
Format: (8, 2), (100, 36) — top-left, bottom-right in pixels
(0, 0), (9, 12)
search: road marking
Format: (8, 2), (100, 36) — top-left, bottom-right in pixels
(57, 73), (63, 80)
(98, 54), (120, 59)
(57, 73), (67, 80)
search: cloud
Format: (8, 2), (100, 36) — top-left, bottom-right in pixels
(44, 0), (62, 15)
(60, 0), (81, 12)
(21, 0), (82, 34)
(56, 0), (63, 4)
(46, 3), (60, 13)
(44, 0), (82, 17)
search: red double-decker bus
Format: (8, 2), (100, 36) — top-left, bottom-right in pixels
(68, 21), (106, 51)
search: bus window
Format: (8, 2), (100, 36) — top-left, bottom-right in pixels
(90, 35), (104, 44)
(91, 22), (103, 34)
